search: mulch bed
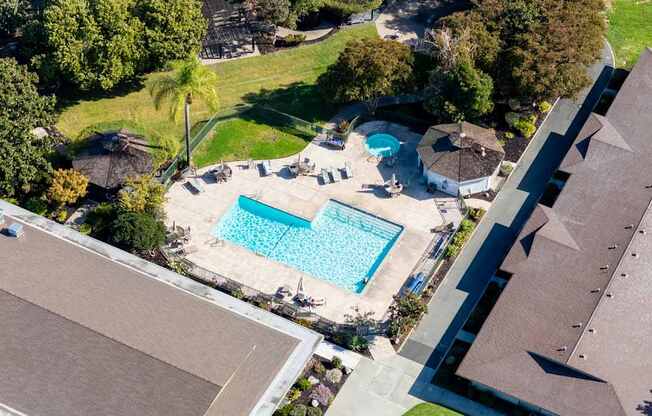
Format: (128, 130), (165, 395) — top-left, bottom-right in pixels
(500, 131), (530, 163)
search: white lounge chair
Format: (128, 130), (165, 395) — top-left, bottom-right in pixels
(328, 167), (340, 183)
(261, 160), (272, 176)
(320, 168), (329, 185)
(344, 162), (353, 179)
(188, 178), (204, 193)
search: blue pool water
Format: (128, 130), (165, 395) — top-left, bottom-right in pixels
(212, 196), (403, 293)
(365, 133), (400, 158)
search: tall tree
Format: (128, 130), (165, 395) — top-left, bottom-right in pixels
(0, 58), (55, 197)
(0, 0), (30, 37)
(149, 57), (219, 168)
(135, 0), (207, 70)
(40, 0), (144, 91)
(317, 38), (414, 113)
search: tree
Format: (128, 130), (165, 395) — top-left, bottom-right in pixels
(149, 57), (219, 168)
(39, 0), (144, 91)
(117, 175), (166, 217)
(324, 0), (381, 18)
(424, 60), (494, 122)
(47, 169), (89, 207)
(111, 211), (166, 251)
(318, 38), (414, 113)
(135, 0), (207, 70)
(250, 0), (290, 25)
(0, 58), (55, 197)
(0, 0), (31, 37)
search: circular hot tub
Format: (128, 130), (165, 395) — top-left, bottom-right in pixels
(365, 133), (400, 158)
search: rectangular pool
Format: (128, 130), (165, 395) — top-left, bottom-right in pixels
(212, 196), (403, 293)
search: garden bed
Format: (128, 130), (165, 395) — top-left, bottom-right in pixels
(274, 355), (351, 416)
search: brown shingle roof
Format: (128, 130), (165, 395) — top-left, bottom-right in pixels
(457, 48), (652, 416)
(0, 202), (319, 416)
(417, 122), (504, 182)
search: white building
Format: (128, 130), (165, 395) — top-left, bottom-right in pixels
(416, 122), (504, 196)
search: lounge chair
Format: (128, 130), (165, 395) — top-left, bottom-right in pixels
(307, 297), (326, 307)
(320, 168), (329, 185)
(328, 167), (340, 183)
(344, 162), (353, 179)
(248, 159), (255, 169)
(324, 134), (345, 150)
(188, 178), (204, 193)
(402, 272), (425, 296)
(261, 160), (272, 176)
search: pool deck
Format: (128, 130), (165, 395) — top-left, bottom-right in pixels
(165, 121), (462, 323)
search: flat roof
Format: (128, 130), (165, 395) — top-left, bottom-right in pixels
(457, 48), (652, 416)
(0, 200), (321, 416)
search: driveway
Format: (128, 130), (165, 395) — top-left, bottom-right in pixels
(400, 43), (615, 371)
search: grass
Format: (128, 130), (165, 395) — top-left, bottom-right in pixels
(403, 403), (462, 416)
(56, 24), (378, 146)
(192, 117), (312, 167)
(607, 0), (652, 68)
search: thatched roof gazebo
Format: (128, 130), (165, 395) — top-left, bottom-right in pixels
(72, 129), (154, 196)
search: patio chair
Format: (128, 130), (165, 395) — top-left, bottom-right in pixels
(329, 167), (340, 182)
(261, 160), (272, 176)
(320, 168), (329, 185)
(188, 178), (205, 194)
(344, 162), (353, 179)
(248, 159), (255, 169)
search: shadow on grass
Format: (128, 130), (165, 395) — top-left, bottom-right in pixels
(54, 75), (148, 113)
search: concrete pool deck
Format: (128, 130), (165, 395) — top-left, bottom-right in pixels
(165, 121), (462, 323)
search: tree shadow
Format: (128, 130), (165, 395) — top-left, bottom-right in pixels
(55, 75), (148, 113)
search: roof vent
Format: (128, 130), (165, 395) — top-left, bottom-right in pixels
(640, 229), (646, 235)
(579, 354), (587, 360)
(590, 288), (601, 293)
(625, 224), (634, 229)
(6, 223), (24, 238)
(645, 185), (652, 189)
(481, 146), (486, 158)
(621, 273), (628, 277)
(600, 265), (610, 270)
(557, 346), (567, 352)
(606, 292), (614, 298)
(588, 328), (596, 334)
(572, 322), (583, 328)
(608, 244), (618, 249)
(632, 252), (639, 258)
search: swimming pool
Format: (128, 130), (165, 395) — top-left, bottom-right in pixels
(365, 133), (400, 158)
(212, 196), (403, 293)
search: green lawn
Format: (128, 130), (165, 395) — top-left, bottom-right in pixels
(192, 117), (312, 167)
(403, 403), (462, 416)
(607, 0), (652, 68)
(57, 24), (378, 147)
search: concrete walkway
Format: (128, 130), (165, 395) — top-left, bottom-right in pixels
(400, 43), (615, 371)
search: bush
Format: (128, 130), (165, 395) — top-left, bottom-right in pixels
(79, 223), (92, 235)
(274, 404), (294, 416)
(538, 100), (553, 113)
(85, 202), (117, 240)
(286, 388), (302, 403)
(309, 384), (333, 407)
(118, 176), (166, 217)
(295, 377), (312, 392)
(306, 407), (322, 416)
(325, 368), (343, 384)
(290, 404), (308, 416)
(513, 117), (537, 138)
(313, 360), (326, 375)
(47, 169), (89, 207)
(445, 219), (476, 258)
(347, 335), (368, 352)
(331, 356), (343, 369)
(468, 208), (485, 222)
(23, 196), (48, 216)
(504, 131), (515, 139)
(500, 163), (513, 176)
(53, 208), (68, 223)
(387, 294), (428, 339)
(279, 34), (306, 46)
(111, 211), (166, 251)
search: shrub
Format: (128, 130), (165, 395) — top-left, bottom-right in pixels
(231, 288), (245, 299)
(290, 404), (308, 416)
(111, 211), (166, 251)
(538, 100), (553, 113)
(295, 377), (312, 392)
(279, 33), (306, 46)
(118, 176), (166, 217)
(505, 112), (520, 128)
(500, 163), (513, 176)
(325, 368), (343, 384)
(331, 356), (343, 369)
(286, 388), (302, 403)
(306, 407), (322, 416)
(47, 169), (89, 207)
(504, 131), (515, 140)
(296, 319), (313, 329)
(53, 208), (68, 223)
(274, 404), (294, 416)
(23, 196), (48, 216)
(85, 202), (117, 240)
(445, 219), (476, 258)
(387, 294), (428, 339)
(313, 360), (326, 375)
(513, 118), (537, 138)
(347, 335), (368, 352)
(309, 384), (333, 407)
(79, 223), (92, 235)
(468, 208), (485, 222)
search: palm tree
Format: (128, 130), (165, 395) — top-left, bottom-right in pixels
(149, 56), (219, 169)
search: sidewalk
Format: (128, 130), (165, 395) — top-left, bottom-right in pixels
(400, 43), (615, 370)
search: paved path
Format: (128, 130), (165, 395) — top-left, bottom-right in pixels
(400, 44), (615, 372)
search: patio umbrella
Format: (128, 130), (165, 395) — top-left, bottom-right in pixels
(297, 277), (304, 295)
(391, 173), (397, 186)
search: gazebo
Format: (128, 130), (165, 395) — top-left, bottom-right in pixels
(417, 122), (504, 197)
(72, 129), (154, 197)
